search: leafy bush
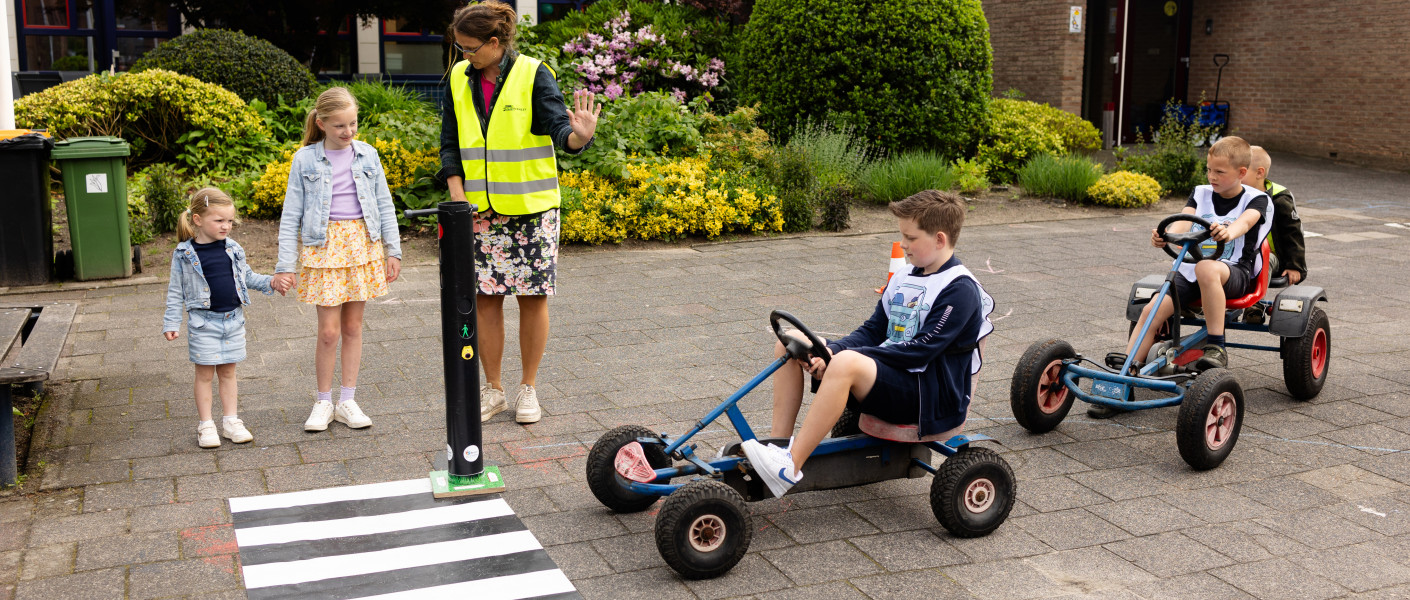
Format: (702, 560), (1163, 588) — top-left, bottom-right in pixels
(1087, 171), (1162, 208)
(860, 152), (958, 205)
(951, 157), (990, 195)
(130, 29), (317, 107)
(766, 145), (814, 232)
(976, 99), (1101, 184)
(786, 119), (874, 190)
(126, 190), (155, 245)
(132, 163), (187, 233)
(817, 184), (852, 232)
(249, 139), (439, 221)
(1017, 154), (1104, 203)
(521, 0), (741, 104)
(557, 91), (707, 179)
(740, 0), (991, 155)
(1115, 100), (1210, 197)
(15, 70), (275, 172)
(559, 156), (782, 244)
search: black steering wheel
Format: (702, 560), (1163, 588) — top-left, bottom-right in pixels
(769, 310), (831, 366)
(1157, 214), (1225, 264)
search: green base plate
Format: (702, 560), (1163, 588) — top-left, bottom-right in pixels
(430, 467), (506, 498)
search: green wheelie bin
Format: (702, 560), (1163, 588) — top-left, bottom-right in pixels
(51, 137), (132, 280)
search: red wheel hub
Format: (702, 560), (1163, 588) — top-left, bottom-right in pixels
(1205, 392), (1236, 450)
(1037, 360), (1069, 414)
(1311, 328), (1327, 379)
(964, 478), (996, 513)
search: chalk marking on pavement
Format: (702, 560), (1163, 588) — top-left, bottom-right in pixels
(980, 258), (1005, 274)
(1359, 505), (1388, 517)
(1304, 231), (1323, 238)
(991, 308), (1014, 322)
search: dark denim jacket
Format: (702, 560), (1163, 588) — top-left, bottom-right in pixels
(436, 50), (592, 184)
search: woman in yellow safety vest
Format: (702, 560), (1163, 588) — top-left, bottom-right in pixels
(438, 2), (600, 426)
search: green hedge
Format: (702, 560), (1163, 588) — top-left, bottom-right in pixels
(739, 0), (992, 156)
(977, 99), (1102, 184)
(131, 29), (317, 107)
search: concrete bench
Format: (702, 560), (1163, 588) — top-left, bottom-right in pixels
(1, 302), (76, 486)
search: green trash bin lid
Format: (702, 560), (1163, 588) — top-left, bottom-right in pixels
(51, 136), (131, 159)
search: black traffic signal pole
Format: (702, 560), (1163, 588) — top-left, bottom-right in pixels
(405, 202), (505, 497)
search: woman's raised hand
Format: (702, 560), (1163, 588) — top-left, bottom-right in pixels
(568, 89), (602, 146)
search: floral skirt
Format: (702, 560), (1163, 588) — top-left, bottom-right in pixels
(297, 219), (388, 306)
(473, 208), (559, 296)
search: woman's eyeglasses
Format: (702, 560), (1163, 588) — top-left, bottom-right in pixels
(454, 41), (487, 56)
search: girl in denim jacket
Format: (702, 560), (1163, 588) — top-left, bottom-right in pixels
(163, 188), (278, 449)
(272, 87), (403, 433)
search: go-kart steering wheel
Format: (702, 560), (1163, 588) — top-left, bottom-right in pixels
(769, 310), (831, 366)
(1157, 214), (1225, 264)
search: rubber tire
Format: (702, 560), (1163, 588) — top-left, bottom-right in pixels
(654, 480), (752, 579)
(931, 446), (1016, 538)
(830, 402), (862, 437)
(1176, 368), (1244, 470)
(586, 425), (671, 513)
(1282, 307), (1330, 401)
(1010, 339), (1077, 433)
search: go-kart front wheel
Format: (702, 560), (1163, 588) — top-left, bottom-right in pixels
(654, 480), (752, 579)
(586, 425), (670, 513)
(931, 447), (1016, 538)
(1282, 307), (1330, 401)
(1176, 368), (1244, 470)
(1011, 339), (1076, 433)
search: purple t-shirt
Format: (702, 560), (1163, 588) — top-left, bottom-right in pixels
(325, 145), (363, 221)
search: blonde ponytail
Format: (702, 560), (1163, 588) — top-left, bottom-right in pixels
(301, 87), (359, 147)
(176, 208), (196, 242)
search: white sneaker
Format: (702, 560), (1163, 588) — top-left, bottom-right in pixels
(480, 385), (507, 422)
(197, 422), (220, 449)
(741, 438), (803, 498)
(515, 384), (542, 424)
(221, 418), (253, 443)
(304, 400), (335, 432)
(335, 400), (373, 429)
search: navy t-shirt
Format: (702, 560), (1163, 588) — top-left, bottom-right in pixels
(192, 239), (239, 312)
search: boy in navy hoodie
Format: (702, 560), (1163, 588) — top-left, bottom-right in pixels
(743, 190), (995, 498)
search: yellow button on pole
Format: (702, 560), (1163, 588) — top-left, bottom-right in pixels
(461, 345), (474, 360)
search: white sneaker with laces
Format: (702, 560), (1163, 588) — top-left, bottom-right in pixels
(740, 438), (803, 498)
(515, 384), (542, 424)
(335, 400), (373, 429)
(304, 400), (335, 432)
(480, 385), (507, 422)
(197, 422), (220, 449)
(221, 418), (253, 443)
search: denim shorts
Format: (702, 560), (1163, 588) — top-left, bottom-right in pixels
(186, 307), (246, 365)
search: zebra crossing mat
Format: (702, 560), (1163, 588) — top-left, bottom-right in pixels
(229, 478), (579, 600)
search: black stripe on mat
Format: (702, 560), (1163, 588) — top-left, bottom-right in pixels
(245, 549), (558, 600)
(239, 514), (526, 566)
(232, 491), (501, 529)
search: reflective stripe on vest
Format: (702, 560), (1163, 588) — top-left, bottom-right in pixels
(449, 56), (560, 215)
(1265, 180), (1287, 197)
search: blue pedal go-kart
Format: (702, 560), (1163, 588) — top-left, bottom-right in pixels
(1010, 214), (1329, 470)
(587, 310), (1015, 579)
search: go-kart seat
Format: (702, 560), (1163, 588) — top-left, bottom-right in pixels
(859, 414), (964, 443)
(1191, 241), (1274, 311)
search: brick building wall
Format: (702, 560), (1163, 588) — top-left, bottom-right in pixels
(1187, 1), (1409, 168)
(981, 0), (1087, 113)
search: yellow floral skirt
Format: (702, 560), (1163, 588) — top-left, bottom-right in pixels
(297, 220), (388, 306)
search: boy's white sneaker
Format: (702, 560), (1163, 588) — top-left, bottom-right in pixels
(335, 400), (373, 429)
(740, 438), (803, 498)
(197, 422), (220, 449)
(221, 418), (253, 443)
(515, 385), (542, 424)
(480, 385), (507, 422)
(304, 400), (335, 432)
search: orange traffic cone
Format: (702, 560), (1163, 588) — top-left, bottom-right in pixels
(875, 242), (906, 294)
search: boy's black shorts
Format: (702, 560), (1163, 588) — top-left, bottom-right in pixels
(852, 355), (920, 425)
(1173, 264), (1255, 309)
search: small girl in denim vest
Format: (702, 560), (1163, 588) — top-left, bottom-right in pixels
(163, 188), (278, 448)
(272, 87), (402, 433)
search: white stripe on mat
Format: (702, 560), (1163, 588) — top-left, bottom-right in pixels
(235, 499), (514, 548)
(230, 479), (432, 513)
(353, 569), (577, 600)
(243, 530), (542, 589)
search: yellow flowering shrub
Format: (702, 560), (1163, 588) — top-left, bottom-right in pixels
(1087, 171), (1162, 208)
(246, 138), (437, 220)
(560, 155), (783, 244)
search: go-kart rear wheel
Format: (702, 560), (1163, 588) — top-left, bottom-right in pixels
(931, 447), (1015, 538)
(1176, 368), (1244, 470)
(1282, 307), (1330, 401)
(587, 425), (670, 513)
(655, 480), (752, 579)
(830, 402), (862, 437)
(1010, 339), (1076, 433)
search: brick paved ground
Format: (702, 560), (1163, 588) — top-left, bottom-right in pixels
(2, 155), (1409, 599)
